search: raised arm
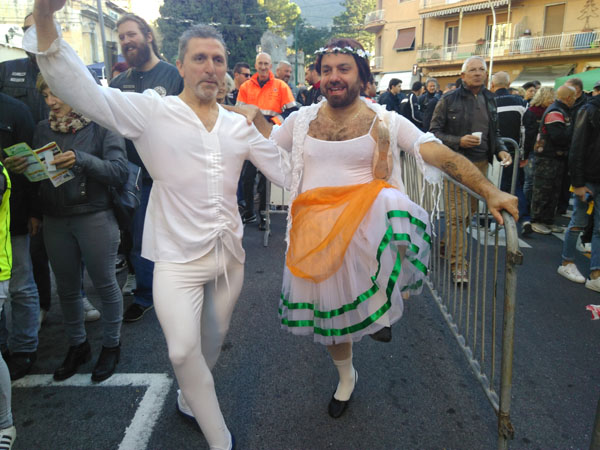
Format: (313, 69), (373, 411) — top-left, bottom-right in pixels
(28, 0), (152, 141)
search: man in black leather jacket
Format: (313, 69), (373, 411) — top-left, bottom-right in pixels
(430, 56), (511, 284)
(530, 85), (576, 234)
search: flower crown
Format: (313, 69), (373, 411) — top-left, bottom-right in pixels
(314, 46), (371, 59)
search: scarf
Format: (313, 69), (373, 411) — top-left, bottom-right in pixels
(49, 110), (91, 134)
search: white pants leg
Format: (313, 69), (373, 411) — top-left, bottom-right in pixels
(153, 247), (244, 450)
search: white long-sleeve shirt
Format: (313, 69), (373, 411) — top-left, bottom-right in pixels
(24, 32), (287, 264)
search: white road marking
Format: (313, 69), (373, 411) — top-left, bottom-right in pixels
(13, 373), (173, 450)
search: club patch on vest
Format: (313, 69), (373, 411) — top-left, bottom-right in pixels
(154, 86), (167, 97)
(9, 78), (25, 83)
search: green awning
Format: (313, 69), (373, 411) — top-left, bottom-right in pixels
(554, 68), (600, 91)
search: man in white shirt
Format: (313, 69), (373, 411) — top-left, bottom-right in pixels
(29, 1), (287, 449)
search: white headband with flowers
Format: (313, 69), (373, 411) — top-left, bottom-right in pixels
(314, 46), (371, 59)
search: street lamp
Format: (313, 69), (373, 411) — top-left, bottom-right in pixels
(487, 0), (496, 89)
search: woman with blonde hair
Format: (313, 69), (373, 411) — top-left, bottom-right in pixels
(521, 86), (556, 235)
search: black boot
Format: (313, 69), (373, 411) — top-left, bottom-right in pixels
(54, 341), (91, 381)
(91, 343), (120, 382)
(7, 351), (37, 380)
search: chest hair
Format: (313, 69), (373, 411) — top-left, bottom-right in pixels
(308, 108), (377, 141)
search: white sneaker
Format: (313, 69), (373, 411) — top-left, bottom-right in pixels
(550, 224), (564, 233)
(82, 297), (101, 322)
(531, 223), (552, 235)
(122, 273), (136, 296)
(557, 263), (585, 284)
(585, 277), (600, 293)
(0, 425), (16, 450)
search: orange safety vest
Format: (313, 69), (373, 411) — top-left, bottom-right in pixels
(236, 71), (296, 125)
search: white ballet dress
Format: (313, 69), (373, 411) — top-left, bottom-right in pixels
(273, 104), (435, 345)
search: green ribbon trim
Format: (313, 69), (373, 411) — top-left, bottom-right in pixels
(279, 209), (431, 337)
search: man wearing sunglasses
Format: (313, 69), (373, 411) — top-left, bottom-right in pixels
(226, 62), (251, 106)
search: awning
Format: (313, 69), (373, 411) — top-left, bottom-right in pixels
(420, 0), (509, 18)
(376, 71), (413, 93)
(393, 28), (416, 51)
(512, 64), (575, 87)
(555, 68), (600, 91)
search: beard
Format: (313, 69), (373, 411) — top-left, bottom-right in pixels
(193, 80), (219, 103)
(123, 41), (152, 69)
(322, 78), (362, 108)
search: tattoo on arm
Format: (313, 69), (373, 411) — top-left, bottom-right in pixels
(441, 161), (462, 183)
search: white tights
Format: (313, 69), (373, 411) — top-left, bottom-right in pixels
(153, 247), (244, 450)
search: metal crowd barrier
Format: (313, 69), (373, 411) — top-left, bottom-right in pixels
(400, 149), (523, 449)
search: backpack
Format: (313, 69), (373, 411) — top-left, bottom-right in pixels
(111, 160), (141, 230)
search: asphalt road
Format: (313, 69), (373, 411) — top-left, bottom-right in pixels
(10, 213), (600, 449)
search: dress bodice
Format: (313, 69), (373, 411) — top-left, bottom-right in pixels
(301, 133), (376, 192)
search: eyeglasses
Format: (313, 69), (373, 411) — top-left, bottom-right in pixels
(240, 73), (251, 78)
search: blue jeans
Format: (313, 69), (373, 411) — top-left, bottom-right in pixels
(44, 210), (122, 348)
(0, 235), (40, 353)
(131, 182), (154, 308)
(561, 183), (600, 272)
(0, 282), (12, 429)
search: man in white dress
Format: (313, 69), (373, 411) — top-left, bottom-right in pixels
(28, 1), (289, 449)
(250, 37), (520, 419)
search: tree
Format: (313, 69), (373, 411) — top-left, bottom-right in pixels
(331, 0), (376, 53)
(258, 0), (301, 36)
(157, 0), (267, 67)
(578, 0), (599, 31)
(295, 19), (332, 64)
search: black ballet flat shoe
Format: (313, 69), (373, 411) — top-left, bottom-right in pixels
(328, 394), (351, 418)
(328, 370), (358, 418)
(369, 326), (392, 343)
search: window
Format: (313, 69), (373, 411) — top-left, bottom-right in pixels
(544, 3), (565, 35)
(445, 20), (459, 48)
(393, 27), (416, 52)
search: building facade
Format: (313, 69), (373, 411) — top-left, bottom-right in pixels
(0, 0), (128, 66)
(365, 0), (600, 89)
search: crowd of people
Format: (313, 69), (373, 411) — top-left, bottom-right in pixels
(8, 0), (598, 448)
(371, 60), (598, 289)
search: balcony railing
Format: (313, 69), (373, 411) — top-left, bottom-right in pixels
(370, 56), (383, 70)
(364, 9), (385, 26)
(417, 30), (600, 63)
(420, 0), (466, 8)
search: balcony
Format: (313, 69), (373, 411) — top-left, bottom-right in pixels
(370, 56), (383, 71)
(417, 30), (600, 66)
(364, 9), (385, 33)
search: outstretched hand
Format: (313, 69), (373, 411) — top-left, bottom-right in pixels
(34, 0), (67, 16)
(485, 189), (518, 225)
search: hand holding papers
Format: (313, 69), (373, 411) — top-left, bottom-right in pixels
(4, 141), (75, 187)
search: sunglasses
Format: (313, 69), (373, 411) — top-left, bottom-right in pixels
(240, 73), (251, 78)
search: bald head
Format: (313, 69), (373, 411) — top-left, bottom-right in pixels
(491, 71), (510, 92)
(255, 52), (272, 81)
(557, 85), (576, 107)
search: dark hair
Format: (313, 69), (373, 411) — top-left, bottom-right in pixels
(411, 81), (423, 92)
(565, 77), (583, 92)
(315, 37), (371, 87)
(178, 24), (227, 62)
(307, 63), (316, 72)
(117, 14), (161, 60)
(532, 80), (541, 88)
(455, 77), (463, 88)
(446, 82), (456, 90)
(388, 78), (401, 90)
(367, 73), (375, 84)
(233, 62), (250, 74)
(112, 62), (129, 74)
(522, 81), (536, 90)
